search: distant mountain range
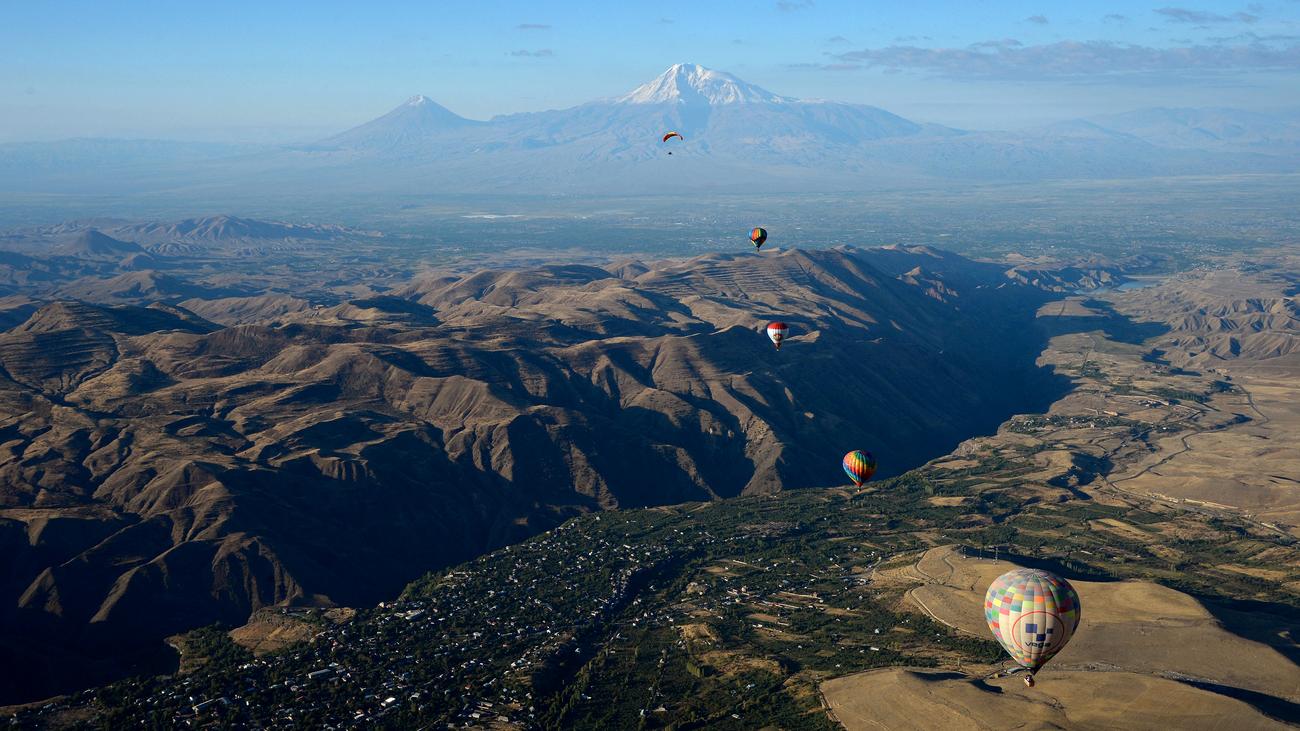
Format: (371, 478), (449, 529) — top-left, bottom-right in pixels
(1, 64), (1298, 200)
(6, 214), (378, 251)
(1086, 107), (1300, 152)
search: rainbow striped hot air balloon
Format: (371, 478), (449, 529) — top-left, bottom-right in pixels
(984, 568), (1081, 685)
(842, 450), (876, 487)
(750, 227), (768, 250)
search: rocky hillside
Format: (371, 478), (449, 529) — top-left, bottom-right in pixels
(1117, 267), (1300, 365)
(0, 246), (1066, 703)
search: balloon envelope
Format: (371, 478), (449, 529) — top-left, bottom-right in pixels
(750, 227), (768, 248)
(766, 322), (788, 349)
(984, 569), (1081, 673)
(842, 450), (876, 486)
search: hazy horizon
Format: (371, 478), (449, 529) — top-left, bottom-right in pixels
(4, 0), (1300, 143)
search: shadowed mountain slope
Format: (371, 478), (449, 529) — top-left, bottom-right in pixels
(0, 246), (1069, 702)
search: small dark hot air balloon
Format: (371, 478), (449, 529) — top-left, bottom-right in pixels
(750, 227), (768, 250)
(766, 322), (788, 350)
(842, 450), (877, 486)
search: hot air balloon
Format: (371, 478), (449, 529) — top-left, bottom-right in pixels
(984, 568), (1081, 687)
(750, 227), (768, 250)
(766, 322), (788, 350)
(662, 131), (683, 154)
(842, 450), (877, 486)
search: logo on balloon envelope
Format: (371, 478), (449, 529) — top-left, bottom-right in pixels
(1010, 612), (1064, 653)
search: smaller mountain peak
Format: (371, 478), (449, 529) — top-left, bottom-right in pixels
(319, 94), (476, 148)
(62, 228), (142, 256)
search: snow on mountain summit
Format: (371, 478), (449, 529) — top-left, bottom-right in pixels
(616, 63), (792, 105)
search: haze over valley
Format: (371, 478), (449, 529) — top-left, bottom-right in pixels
(4, 63), (1300, 222)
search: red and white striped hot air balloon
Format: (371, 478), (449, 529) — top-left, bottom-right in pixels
(766, 322), (788, 350)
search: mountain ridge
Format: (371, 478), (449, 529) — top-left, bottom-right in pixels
(0, 244), (1071, 703)
(4, 64), (1299, 199)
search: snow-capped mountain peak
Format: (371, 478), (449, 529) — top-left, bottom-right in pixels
(616, 63), (792, 105)
(405, 95), (434, 107)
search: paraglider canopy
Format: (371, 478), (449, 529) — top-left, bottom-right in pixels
(766, 322), (788, 350)
(662, 132), (683, 143)
(984, 568), (1081, 682)
(750, 227), (768, 250)
(842, 450), (876, 486)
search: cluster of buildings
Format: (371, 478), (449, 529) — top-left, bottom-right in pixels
(16, 518), (712, 728)
(15, 506), (913, 728)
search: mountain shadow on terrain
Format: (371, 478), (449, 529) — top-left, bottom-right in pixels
(1177, 678), (1300, 725)
(1200, 597), (1300, 669)
(1037, 298), (1172, 345)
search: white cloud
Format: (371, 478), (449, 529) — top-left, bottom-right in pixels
(823, 38), (1299, 80)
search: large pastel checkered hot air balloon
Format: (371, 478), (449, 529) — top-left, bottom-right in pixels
(984, 568), (1081, 686)
(842, 450), (876, 487)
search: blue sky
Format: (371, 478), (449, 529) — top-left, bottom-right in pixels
(2, 0), (1297, 141)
